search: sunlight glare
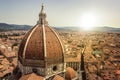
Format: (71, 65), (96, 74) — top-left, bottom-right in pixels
(78, 13), (98, 31)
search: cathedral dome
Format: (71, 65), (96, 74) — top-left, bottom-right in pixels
(18, 4), (64, 67)
(65, 67), (77, 80)
(53, 75), (64, 80)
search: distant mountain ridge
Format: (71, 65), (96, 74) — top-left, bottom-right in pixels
(93, 26), (120, 32)
(0, 23), (120, 32)
(0, 23), (32, 31)
(55, 26), (120, 32)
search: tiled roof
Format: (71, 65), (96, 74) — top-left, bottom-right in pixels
(53, 75), (64, 80)
(65, 67), (77, 80)
(18, 24), (64, 66)
(116, 70), (120, 75)
(19, 73), (44, 80)
(0, 72), (6, 78)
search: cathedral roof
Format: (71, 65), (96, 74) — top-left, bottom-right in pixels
(53, 75), (64, 80)
(65, 67), (77, 80)
(18, 3), (64, 66)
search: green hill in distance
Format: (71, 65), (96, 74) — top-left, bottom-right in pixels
(0, 23), (120, 32)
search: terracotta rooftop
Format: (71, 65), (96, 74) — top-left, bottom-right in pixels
(53, 75), (64, 80)
(116, 70), (120, 75)
(1, 58), (9, 65)
(4, 51), (16, 58)
(0, 72), (6, 78)
(65, 67), (77, 80)
(19, 73), (44, 80)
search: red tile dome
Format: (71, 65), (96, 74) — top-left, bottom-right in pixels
(18, 4), (64, 67)
(65, 67), (77, 80)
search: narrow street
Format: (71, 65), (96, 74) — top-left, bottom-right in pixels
(81, 47), (87, 80)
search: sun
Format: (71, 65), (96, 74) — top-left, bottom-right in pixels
(78, 13), (98, 31)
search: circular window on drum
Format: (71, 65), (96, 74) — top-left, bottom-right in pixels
(52, 66), (57, 72)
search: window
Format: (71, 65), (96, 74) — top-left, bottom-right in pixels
(53, 66), (57, 71)
(32, 68), (38, 73)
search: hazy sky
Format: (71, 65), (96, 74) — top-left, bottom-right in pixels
(0, 0), (120, 27)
